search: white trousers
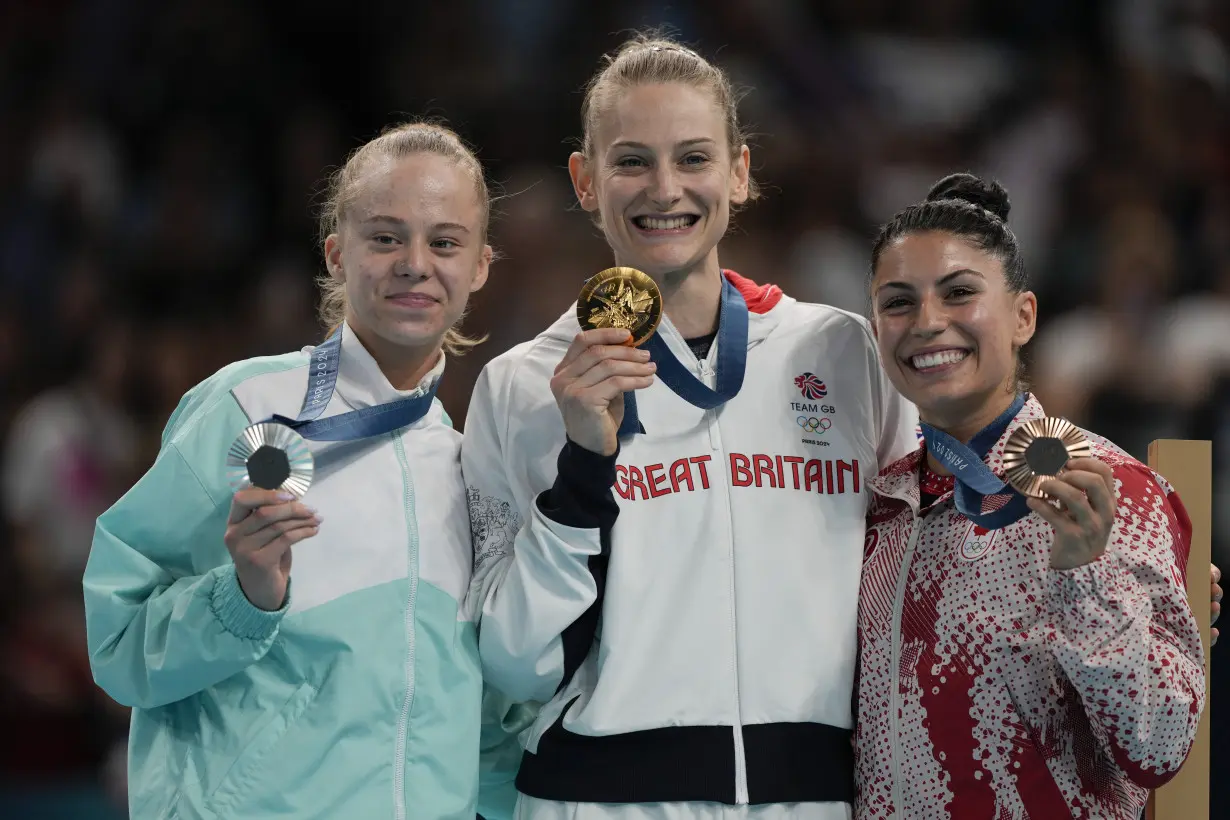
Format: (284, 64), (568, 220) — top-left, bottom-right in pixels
(515, 797), (853, 820)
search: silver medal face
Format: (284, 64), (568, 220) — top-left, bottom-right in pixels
(226, 422), (314, 498)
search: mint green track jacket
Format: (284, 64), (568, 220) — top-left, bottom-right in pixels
(83, 324), (529, 819)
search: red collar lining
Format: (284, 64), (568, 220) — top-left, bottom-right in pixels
(722, 269), (783, 315)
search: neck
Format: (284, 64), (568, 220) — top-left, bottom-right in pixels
(348, 322), (442, 392)
(922, 387), (1019, 476)
(644, 251), (724, 339)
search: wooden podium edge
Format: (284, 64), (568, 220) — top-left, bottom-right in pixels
(1146, 440), (1211, 820)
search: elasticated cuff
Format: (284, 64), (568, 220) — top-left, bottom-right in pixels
(536, 439), (620, 530)
(210, 564), (289, 641)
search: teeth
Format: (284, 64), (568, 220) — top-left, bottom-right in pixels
(911, 350), (968, 370)
(637, 216), (694, 231)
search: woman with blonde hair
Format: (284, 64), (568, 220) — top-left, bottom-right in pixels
(463, 33), (916, 819)
(84, 121), (525, 820)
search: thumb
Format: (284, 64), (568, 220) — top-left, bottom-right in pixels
(608, 391), (626, 427)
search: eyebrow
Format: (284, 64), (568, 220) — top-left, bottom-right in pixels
(876, 268), (985, 293)
(609, 138), (717, 151)
(360, 215), (471, 234)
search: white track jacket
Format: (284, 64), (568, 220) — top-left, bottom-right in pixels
(463, 272), (918, 819)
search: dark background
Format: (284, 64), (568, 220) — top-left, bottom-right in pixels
(1, 0), (1225, 815)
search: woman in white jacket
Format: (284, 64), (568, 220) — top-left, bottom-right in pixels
(462, 33), (917, 820)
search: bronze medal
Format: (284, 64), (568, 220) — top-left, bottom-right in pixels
(576, 267), (663, 347)
(1002, 417), (1092, 498)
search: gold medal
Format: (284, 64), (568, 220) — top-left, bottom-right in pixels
(1002, 417), (1092, 498)
(577, 267), (663, 347)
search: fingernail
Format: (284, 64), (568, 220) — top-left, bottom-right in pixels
(648, 362), (657, 371)
(314, 515), (325, 524)
(277, 491), (295, 501)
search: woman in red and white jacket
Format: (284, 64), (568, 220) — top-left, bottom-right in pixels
(856, 172), (1206, 819)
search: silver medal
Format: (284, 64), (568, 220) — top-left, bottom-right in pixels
(226, 422), (314, 497)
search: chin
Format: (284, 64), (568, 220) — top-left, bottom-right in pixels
(916, 385), (993, 423)
(376, 321), (446, 349)
(628, 247), (707, 277)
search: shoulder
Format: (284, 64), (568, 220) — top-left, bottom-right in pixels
(772, 297), (878, 349)
(1081, 429), (1179, 514)
(464, 326), (570, 479)
(163, 351), (309, 446)
(474, 321), (572, 412)
(725, 270), (876, 350)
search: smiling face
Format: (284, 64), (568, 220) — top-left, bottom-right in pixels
(569, 82), (750, 280)
(324, 152), (491, 357)
(871, 231), (1037, 433)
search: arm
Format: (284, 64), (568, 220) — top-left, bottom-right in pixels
(1042, 462), (1205, 787)
(463, 361), (620, 704)
(83, 393), (293, 709)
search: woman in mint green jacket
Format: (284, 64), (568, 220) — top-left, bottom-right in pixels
(83, 121), (528, 820)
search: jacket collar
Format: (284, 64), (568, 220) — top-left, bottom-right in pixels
(329, 321), (445, 412)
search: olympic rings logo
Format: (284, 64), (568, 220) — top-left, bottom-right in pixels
(797, 416), (832, 433)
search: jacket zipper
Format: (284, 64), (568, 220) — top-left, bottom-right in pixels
(392, 435), (420, 820)
(699, 358), (748, 804)
(889, 520), (921, 816)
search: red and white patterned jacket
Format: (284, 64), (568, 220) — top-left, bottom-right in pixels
(855, 395), (1205, 819)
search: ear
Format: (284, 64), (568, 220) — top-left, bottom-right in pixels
(729, 144), (751, 205)
(1012, 290), (1037, 348)
(568, 151), (599, 213)
(324, 234), (345, 282)
(471, 244), (493, 293)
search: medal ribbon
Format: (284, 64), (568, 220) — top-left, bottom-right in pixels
(919, 393), (1032, 530)
(617, 276), (749, 437)
(266, 325), (440, 441)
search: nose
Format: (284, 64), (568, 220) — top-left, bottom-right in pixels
(397, 241), (430, 279)
(648, 164), (682, 209)
(912, 293), (948, 335)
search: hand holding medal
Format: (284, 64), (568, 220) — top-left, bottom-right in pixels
(920, 400), (1116, 569)
(553, 267), (663, 456)
(220, 321), (442, 608)
(222, 423), (320, 610)
(1004, 419), (1117, 570)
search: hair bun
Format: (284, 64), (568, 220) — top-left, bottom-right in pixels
(925, 173), (1011, 221)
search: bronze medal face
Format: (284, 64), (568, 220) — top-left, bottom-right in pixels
(576, 267), (663, 347)
(1002, 417), (1092, 498)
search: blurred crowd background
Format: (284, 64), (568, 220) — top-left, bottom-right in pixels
(1, 0), (1226, 815)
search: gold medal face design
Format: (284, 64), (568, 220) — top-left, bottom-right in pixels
(226, 422), (315, 498)
(576, 267), (663, 347)
(1002, 417), (1092, 498)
